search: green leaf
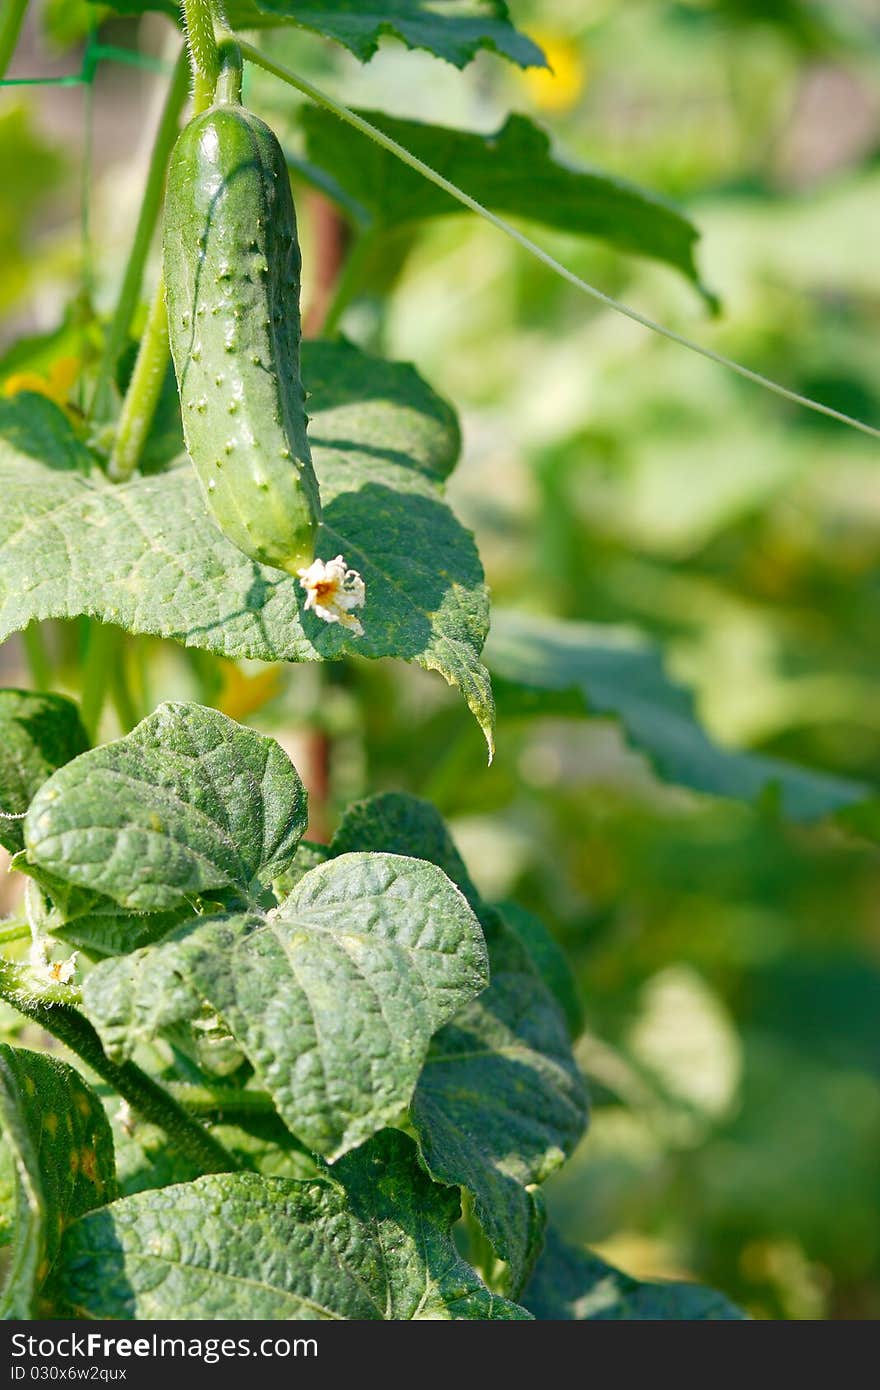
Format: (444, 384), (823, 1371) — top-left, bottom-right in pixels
(0, 390), (91, 471)
(487, 610), (871, 821)
(0, 1045), (116, 1317)
(105, 1096), (320, 1197)
(330, 793), (588, 1292)
(52, 1129), (529, 1319)
(25, 702), (307, 913)
(84, 851), (489, 1160)
(0, 343), (494, 750)
(497, 900), (584, 1039)
(295, 110), (710, 297)
(0, 689), (88, 853)
(332, 789), (484, 903)
(523, 1228), (744, 1321)
(35, 885), (199, 959)
(90, 0), (545, 68)
(414, 969), (586, 1294)
(258, 0), (546, 68)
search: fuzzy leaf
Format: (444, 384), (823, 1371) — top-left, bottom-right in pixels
(295, 110), (711, 297)
(413, 970), (587, 1294)
(0, 345), (494, 751)
(90, 1), (544, 69)
(0, 690), (87, 853)
(496, 900), (584, 1039)
(52, 1129), (529, 1319)
(0, 1045), (116, 1317)
(330, 793), (588, 1291)
(256, 0), (546, 67)
(488, 610), (871, 820)
(523, 1228), (745, 1321)
(84, 852), (489, 1160)
(24, 703), (307, 913)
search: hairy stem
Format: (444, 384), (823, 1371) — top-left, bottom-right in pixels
(0, 959), (237, 1174)
(0, 922), (30, 947)
(107, 278), (169, 483)
(182, 0), (221, 113)
(91, 46), (190, 422)
(238, 41), (880, 442)
(0, 0), (28, 81)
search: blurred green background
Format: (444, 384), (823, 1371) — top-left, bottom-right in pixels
(2, 0), (879, 1319)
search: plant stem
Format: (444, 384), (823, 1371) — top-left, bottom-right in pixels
(21, 624), (52, 692)
(104, 3), (223, 478)
(0, 922), (30, 947)
(169, 1084), (277, 1116)
(79, 621), (115, 738)
(0, 959), (237, 1174)
(107, 277), (169, 483)
(0, 0), (27, 81)
(90, 46), (190, 422)
(182, 0), (221, 113)
(110, 641), (140, 733)
(238, 41), (880, 443)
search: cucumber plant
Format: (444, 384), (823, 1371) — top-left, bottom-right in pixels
(6, 0), (872, 1323)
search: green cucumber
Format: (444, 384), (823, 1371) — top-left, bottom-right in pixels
(164, 53), (321, 574)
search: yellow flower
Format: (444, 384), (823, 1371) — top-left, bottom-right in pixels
(2, 355), (80, 410)
(298, 554), (366, 637)
(521, 31), (587, 114)
(217, 661), (283, 721)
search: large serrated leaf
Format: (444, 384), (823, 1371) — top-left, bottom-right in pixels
(257, 0), (546, 68)
(498, 899), (584, 1039)
(295, 109), (711, 298)
(24, 703), (307, 913)
(0, 1045), (116, 1317)
(89, 1), (545, 69)
(0, 690), (88, 853)
(488, 609), (871, 820)
(51, 1129), (529, 1319)
(523, 1227), (744, 1321)
(330, 792), (588, 1292)
(413, 972), (586, 1294)
(0, 343), (494, 750)
(84, 851), (489, 1160)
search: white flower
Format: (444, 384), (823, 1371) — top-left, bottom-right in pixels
(298, 554), (366, 637)
(28, 940), (78, 988)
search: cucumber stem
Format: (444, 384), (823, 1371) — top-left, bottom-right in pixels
(21, 624), (53, 692)
(183, 0), (221, 114)
(79, 621), (117, 738)
(90, 45), (190, 423)
(107, 276), (169, 483)
(215, 36), (243, 106)
(0, 958), (238, 1175)
(0, 921), (30, 947)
